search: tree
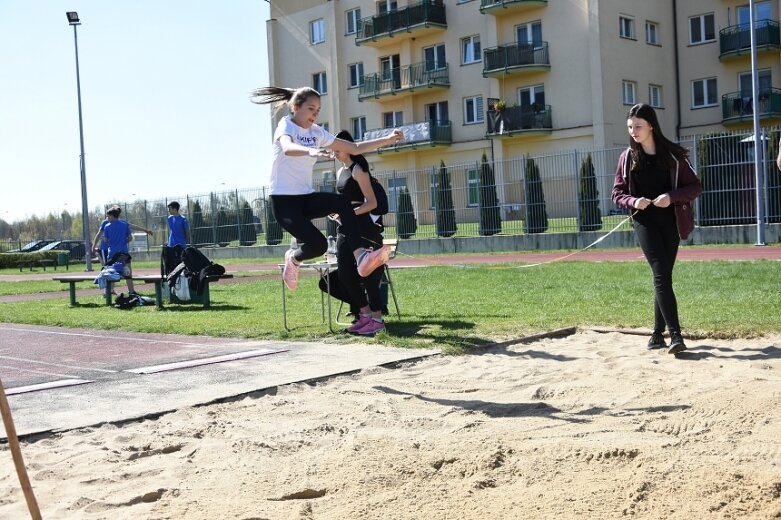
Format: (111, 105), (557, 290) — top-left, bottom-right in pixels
(215, 206), (231, 246)
(190, 200), (211, 246)
(238, 200), (257, 246)
(264, 199), (283, 245)
(478, 153), (501, 236)
(578, 153), (603, 231)
(435, 160), (457, 237)
(523, 155), (548, 233)
(396, 186), (417, 239)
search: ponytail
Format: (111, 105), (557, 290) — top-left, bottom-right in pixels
(249, 86), (321, 113)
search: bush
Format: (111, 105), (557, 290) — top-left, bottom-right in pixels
(0, 251), (60, 269)
(435, 160), (457, 238)
(478, 153), (501, 236)
(578, 153), (603, 232)
(190, 201), (212, 246)
(524, 155), (548, 234)
(238, 200), (257, 246)
(396, 187), (417, 239)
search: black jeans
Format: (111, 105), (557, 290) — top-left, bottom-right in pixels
(633, 211), (681, 334)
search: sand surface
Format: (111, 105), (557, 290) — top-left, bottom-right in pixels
(1, 330), (780, 519)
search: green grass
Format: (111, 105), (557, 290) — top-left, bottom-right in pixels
(1, 260), (778, 354)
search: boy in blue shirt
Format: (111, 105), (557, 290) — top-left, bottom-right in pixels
(166, 201), (190, 248)
(92, 207), (137, 294)
(93, 205), (151, 266)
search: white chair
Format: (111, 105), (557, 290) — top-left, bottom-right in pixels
(336, 238), (401, 322)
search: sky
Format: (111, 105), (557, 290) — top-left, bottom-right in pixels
(0, 1), (273, 223)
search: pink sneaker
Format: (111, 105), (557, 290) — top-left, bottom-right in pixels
(356, 245), (390, 277)
(282, 249), (300, 291)
(357, 318), (385, 336)
(346, 314), (373, 333)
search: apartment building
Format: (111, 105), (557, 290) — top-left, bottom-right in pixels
(266, 0), (779, 219)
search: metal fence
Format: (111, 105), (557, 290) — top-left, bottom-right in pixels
(7, 127), (776, 252)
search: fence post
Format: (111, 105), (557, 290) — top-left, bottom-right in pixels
(573, 149), (581, 232)
(691, 135), (701, 227)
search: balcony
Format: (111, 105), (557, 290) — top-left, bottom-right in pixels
(479, 0), (548, 15)
(483, 42), (550, 78)
(360, 120), (452, 154)
(356, 0), (446, 47)
(721, 89), (781, 124)
(719, 20), (781, 60)
(485, 104), (552, 137)
(359, 62), (450, 101)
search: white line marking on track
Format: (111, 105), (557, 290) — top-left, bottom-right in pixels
(6, 379), (93, 395)
(126, 348), (287, 374)
(0, 355), (118, 373)
(0, 324), (257, 348)
(0, 364), (84, 379)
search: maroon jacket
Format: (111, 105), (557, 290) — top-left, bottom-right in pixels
(612, 148), (703, 239)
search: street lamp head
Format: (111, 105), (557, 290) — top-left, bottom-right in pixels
(66, 11), (80, 25)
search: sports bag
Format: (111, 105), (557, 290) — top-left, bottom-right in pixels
(370, 178), (389, 216)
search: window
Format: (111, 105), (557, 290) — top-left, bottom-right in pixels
(348, 63), (364, 88)
(692, 78), (717, 108)
(648, 85), (663, 108)
(739, 69), (771, 98)
(426, 101), (449, 124)
(388, 177), (406, 213)
(310, 19), (325, 44)
(461, 35), (481, 64)
(623, 81), (637, 105)
(738, 2), (771, 24)
(467, 169), (479, 207)
(429, 171), (439, 209)
(516, 21), (543, 47)
(313, 72), (327, 95)
(464, 96), (484, 124)
(377, 0), (397, 15)
(380, 54), (401, 88)
(424, 44), (446, 71)
(383, 111), (403, 128)
(518, 85), (545, 107)
(346, 8), (361, 34)
(620, 16), (635, 39)
(689, 14), (715, 44)
(646, 21), (659, 45)
(351, 116), (367, 140)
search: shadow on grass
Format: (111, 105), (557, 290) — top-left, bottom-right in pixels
(158, 304), (249, 312)
(674, 344), (781, 361)
(373, 385), (589, 423)
(387, 319), (497, 348)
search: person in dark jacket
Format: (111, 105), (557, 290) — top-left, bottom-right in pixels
(612, 103), (702, 355)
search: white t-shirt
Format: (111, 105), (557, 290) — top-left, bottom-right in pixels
(270, 116), (336, 195)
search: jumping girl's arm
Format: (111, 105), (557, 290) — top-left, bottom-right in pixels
(278, 134), (330, 158)
(328, 129), (403, 155)
(351, 164), (377, 215)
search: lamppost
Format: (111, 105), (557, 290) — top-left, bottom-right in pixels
(66, 11), (93, 270)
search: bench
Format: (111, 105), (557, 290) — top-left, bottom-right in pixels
(52, 273), (233, 309)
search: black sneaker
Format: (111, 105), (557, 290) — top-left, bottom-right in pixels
(668, 332), (686, 355)
(647, 332), (666, 350)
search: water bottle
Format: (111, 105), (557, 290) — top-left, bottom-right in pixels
(326, 235), (337, 263)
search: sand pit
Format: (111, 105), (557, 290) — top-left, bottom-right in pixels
(1, 330), (780, 519)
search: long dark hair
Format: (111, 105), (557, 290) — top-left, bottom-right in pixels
(335, 130), (370, 174)
(249, 86), (321, 113)
(627, 103), (687, 173)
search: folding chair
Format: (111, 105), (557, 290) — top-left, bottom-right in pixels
(336, 238), (401, 321)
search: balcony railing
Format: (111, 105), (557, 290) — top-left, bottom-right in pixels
(721, 88), (781, 123)
(483, 42), (550, 77)
(486, 104), (552, 136)
(479, 0), (548, 15)
(719, 19), (781, 59)
(359, 62), (450, 101)
(356, 0), (446, 46)
(360, 120), (452, 152)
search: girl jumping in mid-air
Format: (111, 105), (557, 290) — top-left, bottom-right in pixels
(251, 86), (403, 291)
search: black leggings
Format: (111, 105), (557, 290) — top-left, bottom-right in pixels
(271, 193), (362, 262)
(634, 213), (681, 334)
